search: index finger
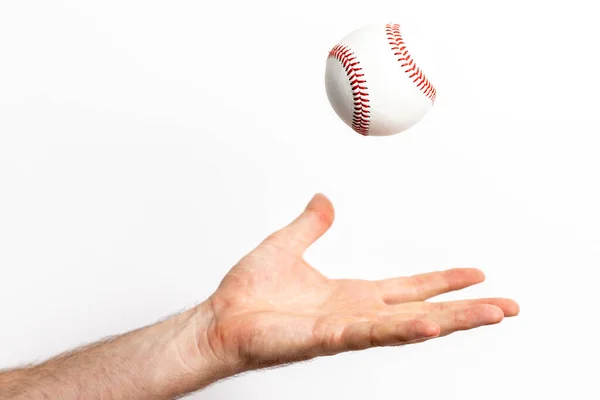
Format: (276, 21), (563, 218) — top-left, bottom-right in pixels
(377, 268), (486, 304)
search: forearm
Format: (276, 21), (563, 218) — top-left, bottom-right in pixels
(0, 303), (222, 400)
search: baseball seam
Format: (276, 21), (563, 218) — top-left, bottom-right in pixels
(386, 23), (437, 103)
(328, 44), (370, 135)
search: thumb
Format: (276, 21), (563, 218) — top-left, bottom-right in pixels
(276, 193), (335, 255)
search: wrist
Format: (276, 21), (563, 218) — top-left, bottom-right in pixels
(159, 298), (236, 396)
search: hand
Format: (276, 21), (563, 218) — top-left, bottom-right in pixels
(194, 194), (519, 374)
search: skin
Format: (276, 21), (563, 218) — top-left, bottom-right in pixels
(0, 194), (519, 399)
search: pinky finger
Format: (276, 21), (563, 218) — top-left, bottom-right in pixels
(339, 319), (440, 352)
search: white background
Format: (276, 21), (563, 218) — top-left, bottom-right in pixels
(1, 1), (598, 399)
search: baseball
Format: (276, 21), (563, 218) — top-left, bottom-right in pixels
(325, 23), (437, 136)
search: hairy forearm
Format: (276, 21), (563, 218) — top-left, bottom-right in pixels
(0, 304), (221, 400)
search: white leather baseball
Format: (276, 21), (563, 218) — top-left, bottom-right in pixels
(325, 23), (436, 136)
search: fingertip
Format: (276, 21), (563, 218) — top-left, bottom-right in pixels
(446, 267), (485, 280)
(305, 193), (335, 226)
(470, 268), (486, 282)
(474, 298), (521, 318)
(410, 319), (440, 338)
(440, 268), (486, 292)
(422, 322), (441, 338)
(484, 304), (505, 324)
(506, 300), (520, 317)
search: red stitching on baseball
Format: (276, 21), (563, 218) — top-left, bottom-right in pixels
(386, 23), (437, 103)
(328, 44), (370, 135)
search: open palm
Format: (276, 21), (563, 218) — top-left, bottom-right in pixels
(204, 194), (519, 371)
